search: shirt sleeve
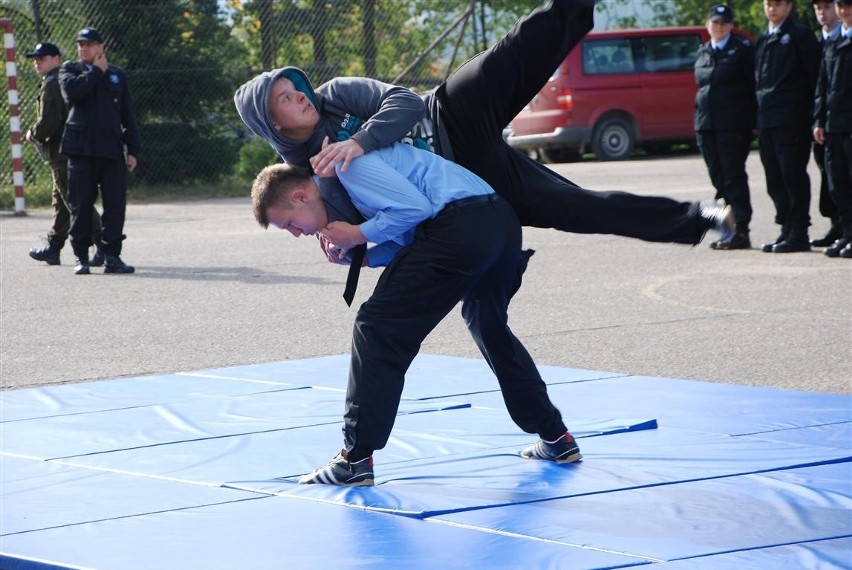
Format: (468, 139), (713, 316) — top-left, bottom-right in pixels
(336, 152), (432, 246)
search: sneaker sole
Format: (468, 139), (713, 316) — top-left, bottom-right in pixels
(521, 451), (583, 463)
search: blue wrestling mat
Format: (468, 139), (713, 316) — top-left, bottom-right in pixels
(1, 354), (850, 569)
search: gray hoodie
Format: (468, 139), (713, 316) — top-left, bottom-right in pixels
(234, 66), (451, 168)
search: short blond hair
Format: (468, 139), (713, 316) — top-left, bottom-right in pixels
(251, 163), (312, 228)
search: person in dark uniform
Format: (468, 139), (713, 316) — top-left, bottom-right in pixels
(811, 0), (844, 246)
(59, 27), (141, 275)
(755, 0), (821, 253)
(694, 5), (757, 250)
(252, 143), (582, 486)
(813, 0), (852, 258)
(25, 41), (104, 267)
(235, 0), (735, 258)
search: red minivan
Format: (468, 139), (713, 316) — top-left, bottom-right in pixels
(508, 26), (746, 162)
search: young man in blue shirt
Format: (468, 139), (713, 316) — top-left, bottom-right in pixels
(251, 141), (581, 486)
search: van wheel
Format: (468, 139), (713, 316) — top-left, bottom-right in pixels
(540, 147), (582, 164)
(592, 117), (634, 161)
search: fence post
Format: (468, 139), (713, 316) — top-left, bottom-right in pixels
(2, 18), (26, 216)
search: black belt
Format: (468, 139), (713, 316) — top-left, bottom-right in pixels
(442, 193), (499, 211)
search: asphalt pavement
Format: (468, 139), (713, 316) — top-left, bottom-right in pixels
(1, 150), (850, 394)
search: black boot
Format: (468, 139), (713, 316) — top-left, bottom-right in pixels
(825, 237), (851, 258)
(90, 242), (106, 267)
(29, 237), (62, 265)
(104, 254), (135, 274)
(772, 228), (811, 253)
(74, 255), (91, 275)
(811, 224), (843, 247)
(761, 226), (789, 253)
(71, 242), (90, 274)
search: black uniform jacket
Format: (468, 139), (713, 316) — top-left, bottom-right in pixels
(58, 60), (141, 160)
(814, 33), (852, 134)
(755, 18), (821, 129)
(694, 34), (757, 132)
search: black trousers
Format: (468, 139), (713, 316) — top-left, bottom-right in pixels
(757, 124), (812, 230)
(431, 0), (705, 244)
(67, 155), (128, 257)
(825, 132), (852, 236)
(47, 158), (102, 245)
(344, 196), (566, 460)
(813, 141), (839, 224)
(697, 130), (753, 227)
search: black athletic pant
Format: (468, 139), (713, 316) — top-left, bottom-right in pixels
(429, 0), (706, 244)
(67, 155), (128, 257)
(343, 196), (566, 461)
(697, 130), (753, 227)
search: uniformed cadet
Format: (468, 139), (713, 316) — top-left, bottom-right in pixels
(811, 0), (844, 247)
(755, 0), (821, 253)
(694, 5), (757, 250)
(59, 27), (141, 275)
(25, 41), (104, 267)
(813, 0), (852, 258)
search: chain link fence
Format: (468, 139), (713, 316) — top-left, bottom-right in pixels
(1, 0), (544, 210)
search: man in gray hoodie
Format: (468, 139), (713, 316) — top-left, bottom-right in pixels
(235, 0), (733, 251)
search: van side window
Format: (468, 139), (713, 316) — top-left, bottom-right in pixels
(641, 34), (701, 72)
(582, 39), (636, 75)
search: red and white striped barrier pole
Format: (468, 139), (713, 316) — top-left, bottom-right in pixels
(3, 18), (26, 216)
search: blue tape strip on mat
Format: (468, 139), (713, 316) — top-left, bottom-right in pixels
(0, 390), (470, 460)
(641, 536), (852, 570)
(0, 455), (262, 536)
(0, 374), (311, 422)
(59, 407), (656, 486)
(223, 427), (850, 518)
(191, 353), (626, 399)
(431, 462), (852, 562)
(469, 376), (852, 436)
(0, 494), (653, 570)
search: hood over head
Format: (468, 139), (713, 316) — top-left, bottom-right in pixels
(234, 66), (320, 158)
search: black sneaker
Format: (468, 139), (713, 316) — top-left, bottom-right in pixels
(521, 432), (582, 463)
(299, 453), (374, 486)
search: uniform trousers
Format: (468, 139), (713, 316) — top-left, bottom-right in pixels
(47, 157), (102, 245)
(757, 124), (813, 230)
(67, 155), (128, 257)
(825, 133), (852, 236)
(430, 0), (705, 244)
(814, 141), (840, 224)
(696, 130), (753, 227)
(344, 195), (567, 461)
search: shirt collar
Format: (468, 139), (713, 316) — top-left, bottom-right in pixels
(711, 34), (731, 50)
(823, 22), (842, 40)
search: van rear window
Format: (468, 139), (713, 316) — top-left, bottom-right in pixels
(582, 39), (636, 75)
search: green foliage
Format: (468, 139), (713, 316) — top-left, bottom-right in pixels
(234, 138), (280, 181)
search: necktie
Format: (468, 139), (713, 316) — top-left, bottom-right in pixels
(343, 244), (367, 306)
(317, 176), (366, 306)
